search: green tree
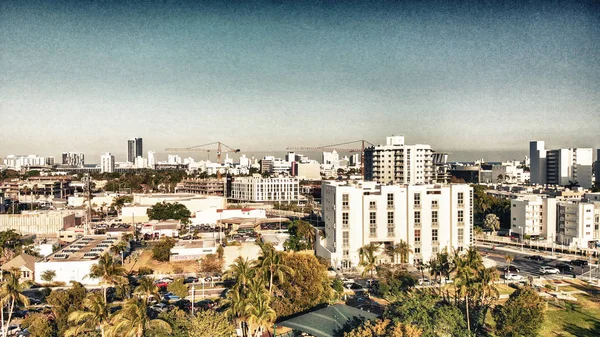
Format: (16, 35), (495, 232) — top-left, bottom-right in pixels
(225, 257), (255, 293)
(108, 298), (172, 337)
(65, 292), (111, 337)
(358, 243), (380, 279)
(134, 277), (160, 302)
(166, 278), (188, 298)
(0, 270), (30, 337)
(41, 269), (57, 284)
(484, 213), (500, 232)
(344, 318), (422, 337)
(88, 253), (128, 302)
(147, 202), (191, 224)
(245, 293), (276, 337)
(110, 241), (128, 264)
(151, 237), (176, 262)
(46, 282), (88, 336)
(373, 268), (415, 302)
(21, 313), (57, 337)
(189, 310), (236, 337)
(256, 242), (294, 295)
(494, 286), (546, 337)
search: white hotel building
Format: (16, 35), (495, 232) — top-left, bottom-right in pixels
(316, 181), (473, 268)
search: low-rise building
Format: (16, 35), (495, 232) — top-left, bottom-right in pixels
(140, 220), (180, 239)
(192, 208), (266, 227)
(0, 211), (76, 235)
(170, 240), (217, 261)
(1, 253), (38, 282)
(229, 176), (300, 203)
(34, 235), (120, 285)
(175, 179), (226, 196)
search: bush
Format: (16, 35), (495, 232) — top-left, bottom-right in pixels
(138, 266), (154, 276)
(152, 237), (176, 262)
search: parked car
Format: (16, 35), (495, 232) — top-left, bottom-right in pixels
(195, 299), (215, 311)
(26, 297), (41, 305)
(174, 299), (192, 311)
(438, 278), (454, 285)
(183, 276), (199, 284)
(345, 282), (364, 290)
(154, 281), (169, 288)
(503, 266), (520, 273)
(526, 255), (544, 261)
(539, 266), (560, 274)
(158, 277), (174, 283)
(505, 273), (523, 281)
(366, 279), (379, 288)
(340, 277), (354, 284)
(418, 278), (432, 286)
(163, 293), (181, 302)
(570, 259), (588, 267)
(556, 262), (574, 273)
(150, 303), (170, 313)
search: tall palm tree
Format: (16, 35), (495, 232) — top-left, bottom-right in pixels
(225, 286), (249, 336)
(65, 292), (112, 337)
(225, 257), (254, 293)
(133, 277), (160, 303)
(256, 242), (294, 295)
(89, 253), (128, 302)
(396, 240), (412, 264)
(358, 244), (379, 280)
(385, 242), (406, 265)
(504, 255), (514, 276)
(245, 294), (276, 337)
(0, 270), (29, 337)
(108, 298), (171, 337)
(110, 241), (128, 264)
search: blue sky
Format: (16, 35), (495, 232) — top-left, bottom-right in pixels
(1, 0), (599, 162)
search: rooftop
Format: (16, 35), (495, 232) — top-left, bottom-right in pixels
(45, 235), (119, 262)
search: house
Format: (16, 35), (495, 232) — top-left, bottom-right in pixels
(1, 253), (38, 282)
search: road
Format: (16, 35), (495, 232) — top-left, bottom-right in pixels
(477, 244), (600, 281)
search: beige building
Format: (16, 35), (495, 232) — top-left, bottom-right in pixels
(1, 253), (38, 282)
(0, 211), (76, 235)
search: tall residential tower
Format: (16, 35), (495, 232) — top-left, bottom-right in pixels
(127, 138), (143, 163)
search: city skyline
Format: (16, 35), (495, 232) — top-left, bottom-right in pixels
(1, 0), (599, 160)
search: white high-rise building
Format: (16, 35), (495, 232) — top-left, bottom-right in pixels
(364, 136), (435, 185)
(61, 152), (85, 167)
(510, 196), (557, 240)
(317, 181), (473, 268)
(239, 154), (250, 168)
(168, 155), (182, 165)
(530, 141), (593, 188)
(3, 155), (50, 170)
(100, 153), (115, 173)
(134, 156), (147, 169)
(147, 151), (156, 168)
(322, 150), (340, 166)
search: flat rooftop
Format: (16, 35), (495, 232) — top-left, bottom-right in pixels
(45, 235), (119, 262)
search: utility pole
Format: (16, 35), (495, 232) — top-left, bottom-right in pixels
(83, 174), (93, 235)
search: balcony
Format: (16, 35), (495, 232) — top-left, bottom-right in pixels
(413, 203), (421, 209)
(387, 204), (394, 210)
(431, 203), (439, 209)
(457, 221), (464, 226)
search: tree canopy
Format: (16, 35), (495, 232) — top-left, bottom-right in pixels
(147, 202), (191, 224)
(494, 286), (546, 337)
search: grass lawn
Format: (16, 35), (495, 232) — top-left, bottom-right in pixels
(124, 249), (199, 274)
(496, 284), (516, 296)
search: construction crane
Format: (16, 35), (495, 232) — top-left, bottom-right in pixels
(286, 140), (374, 176)
(165, 142), (240, 179)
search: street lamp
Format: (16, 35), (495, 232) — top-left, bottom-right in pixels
(520, 227), (524, 251)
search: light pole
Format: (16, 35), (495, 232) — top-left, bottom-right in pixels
(520, 227), (524, 251)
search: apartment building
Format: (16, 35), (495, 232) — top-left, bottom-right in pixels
(3, 155), (54, 170)
(127, 138), (143, 163)
(176, 178), (226, 196)
(316, 181), (473, 268)
(229, 176), (300, 203)
(0, 210), (76, 235)
(61, 152), (85, 167)
(100, 153), (115, 173)
(364, 136), (433, 184)
(529, 141), (594, 188)
(511, 195), (600, 249)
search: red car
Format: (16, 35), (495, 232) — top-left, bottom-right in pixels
(155, 281), (169, 288)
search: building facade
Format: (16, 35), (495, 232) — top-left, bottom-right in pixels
(127, 138), (143, 163)
(530, 141), (593, 188)
(0, 211), (76, 235)
(316, 181), (473, 268)
(364, 136), (436, 185)
(229, 176), (300, 203)
(3, 155), (53, 170)
(176, 179), (226, 196)
(61, 152), (85, 167)
(100, 153), (115, 173)
(510, 196), (557, 239)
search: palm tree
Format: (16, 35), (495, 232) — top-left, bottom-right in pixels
(225, 257), (254, 293)
(256, 242), (294, 295)
(89, 253), (128, 302)
(385, 242), (408, 265)
(110, 241), (128, 264)
(65, 292), (111, 337)
(108, 298), (171, 337)
(358, 244), (379, 280)
(245, 294), (276, 337)
(396, 240), (412, 264)
(497, 174), (504, 183)
(0, 270), (30, 337)
(225, 286), (249, 336)
(504, 255), (514, 276)
(133, 277), (159, 303)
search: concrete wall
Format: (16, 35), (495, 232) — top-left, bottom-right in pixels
(34, 260), (100, 285)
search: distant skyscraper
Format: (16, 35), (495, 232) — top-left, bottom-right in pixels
(530, 141), (593, 188)
(596, 149), (600, 185)
(147, 151), (156, 168)
(530, 141), (547, 185)
(62, 152), (85, 167)
(127, 138), (143, 163)
(100, 153), (115, 173)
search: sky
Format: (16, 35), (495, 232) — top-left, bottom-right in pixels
(1, 0), (599, 162)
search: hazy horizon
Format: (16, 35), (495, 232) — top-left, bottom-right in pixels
(2, 0), (599, 161)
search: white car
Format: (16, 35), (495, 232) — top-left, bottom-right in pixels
(539, 266), (560, 274)
(418, 278), (432, 286)
(505, 273), (523, 281)
(340, 278), (354, 284)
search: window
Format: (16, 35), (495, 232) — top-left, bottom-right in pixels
(414, 193), (421, 207)
(414, 211), (421, 225)
(342, 212), (349, 228)
(370, 212), (377, 237)
(342, 194), (349, 209)
(432, 210), (438, 225)
(432, 229), (438, 242)
(432, 246), (438, 253)
(415, 229), (421, 242)
(343, 249), (349, 258)
(458, 192), (464, 205)
(458, 228), (464, 242)
(342, 231), (349, 247)
(431, 200), (438, 208)
(415, 247), (421, 254)
(387, 212), (394, 236)
(458, 210), (464, 223)
(369, 201), (376, 210)
(387, 193), (394, 208)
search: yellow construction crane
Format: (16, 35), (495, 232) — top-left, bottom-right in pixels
(286, 139), (373, 175)
(165, 142), (240, 179)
